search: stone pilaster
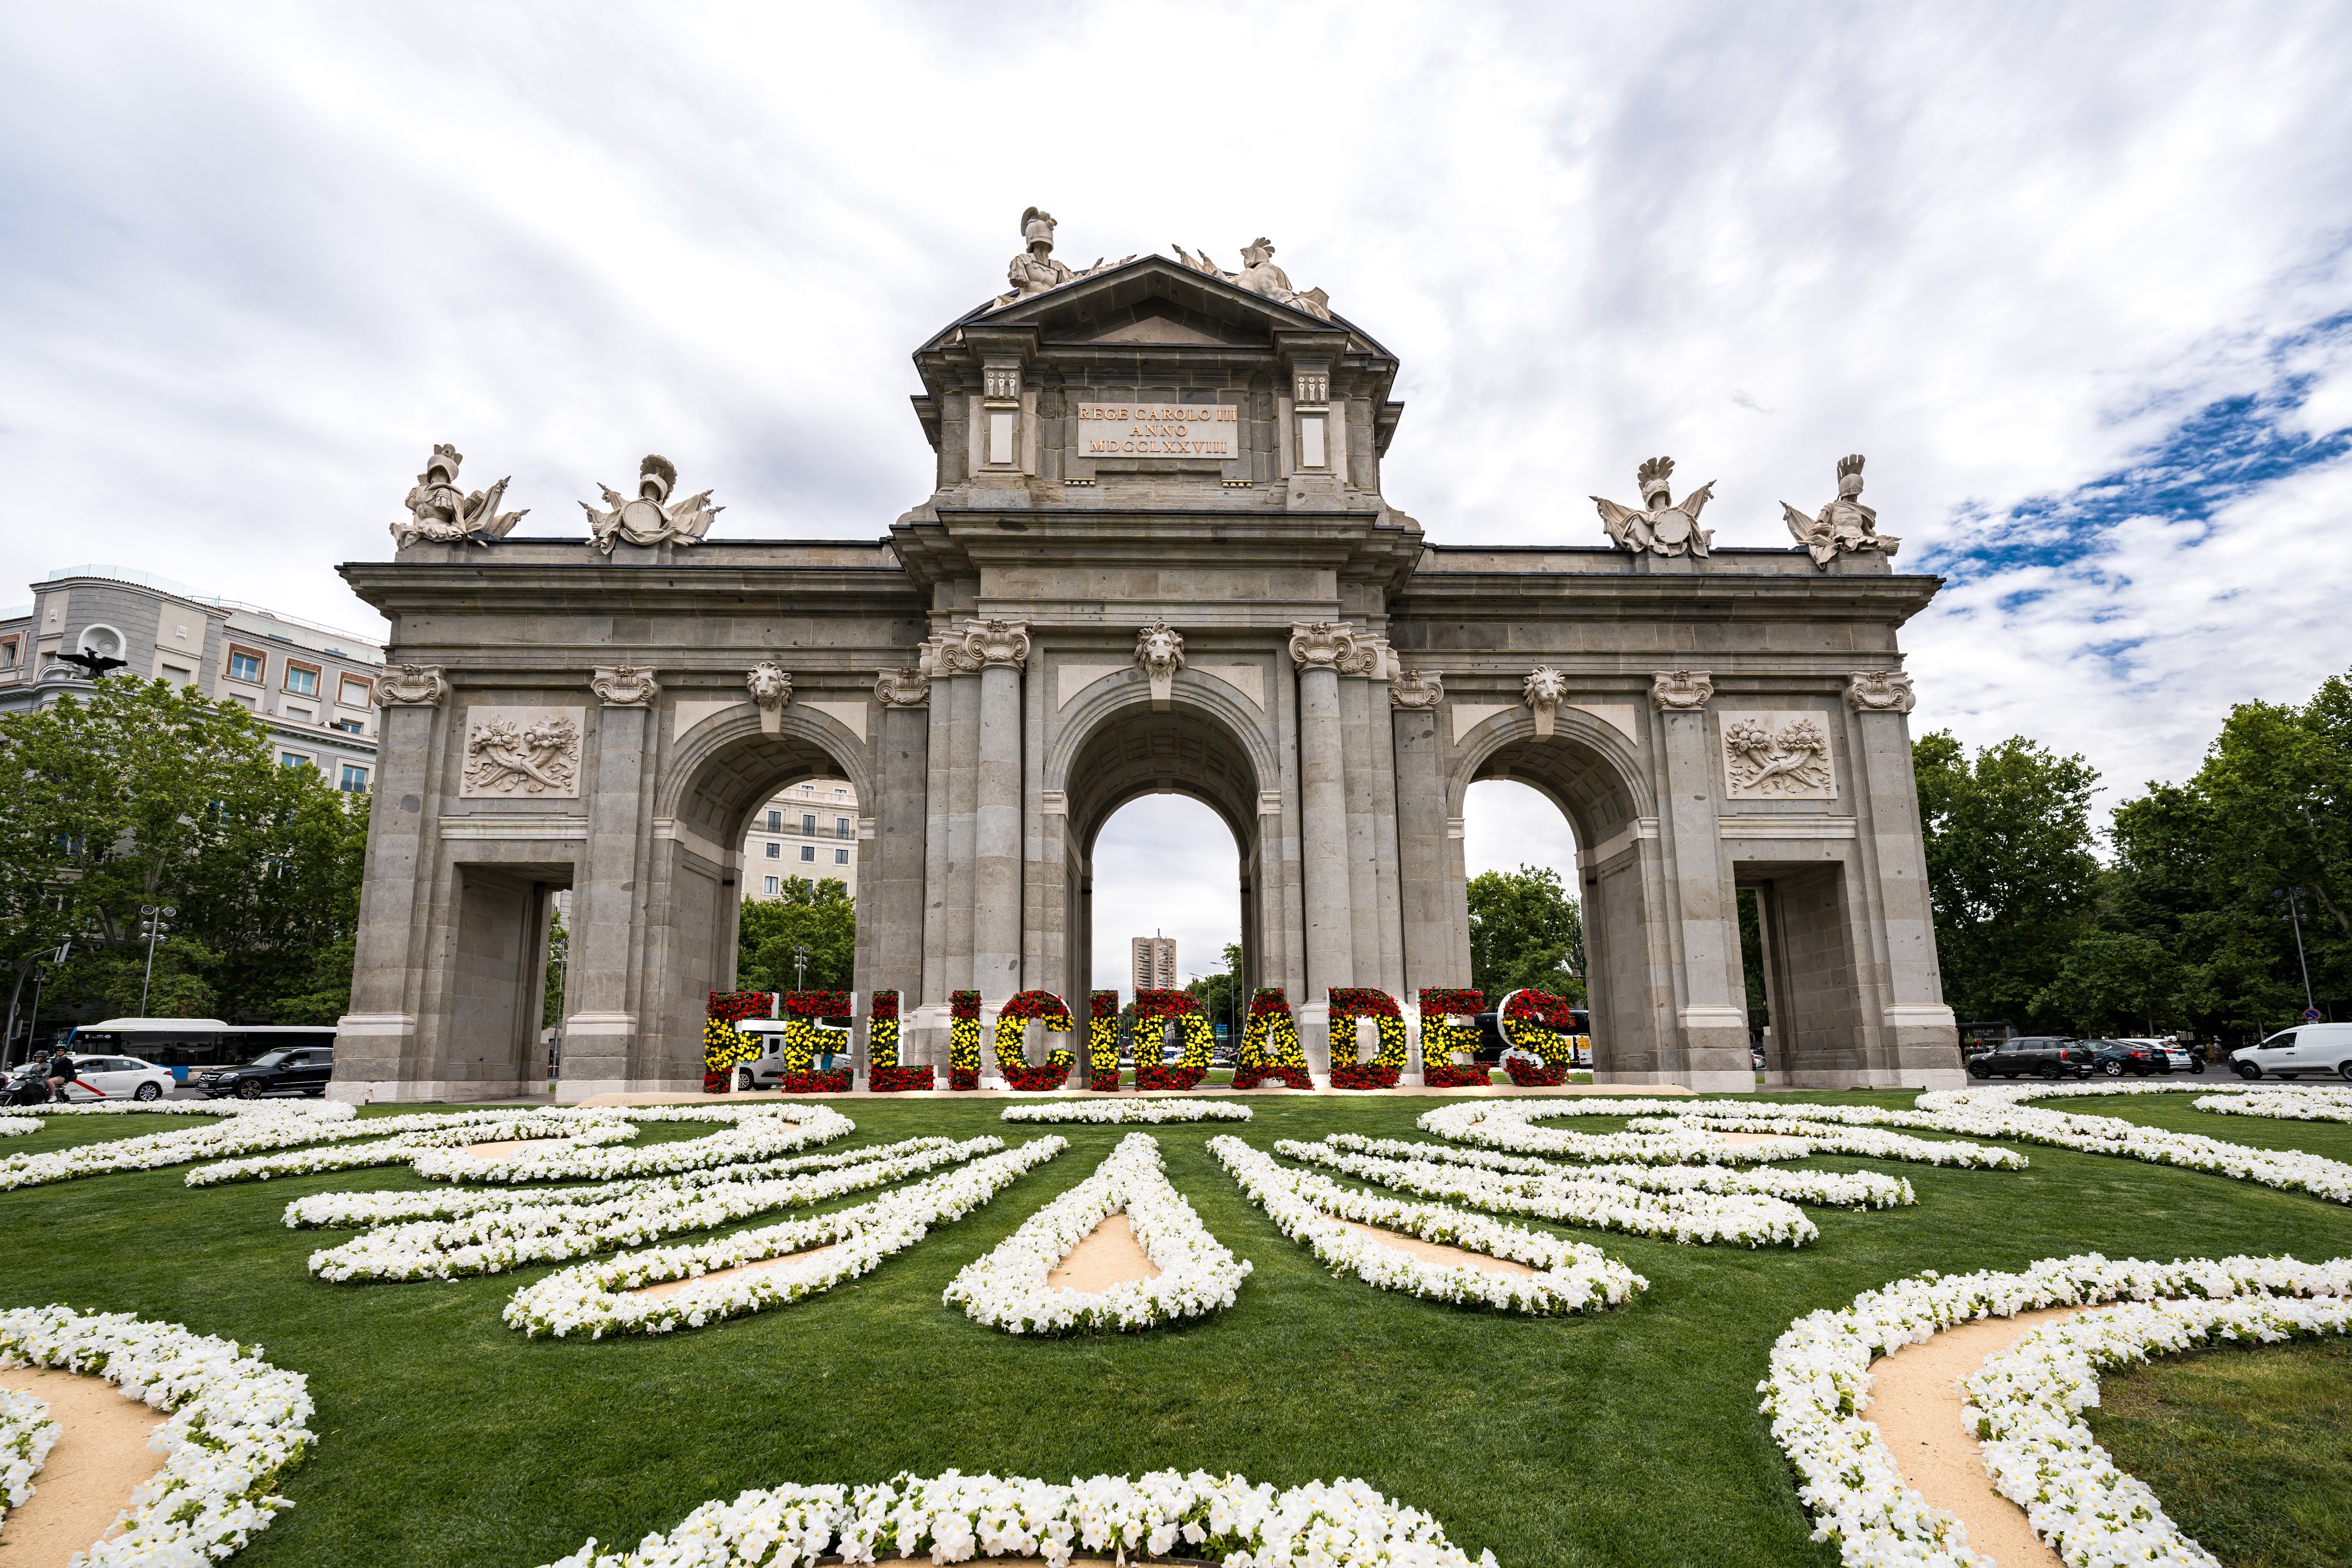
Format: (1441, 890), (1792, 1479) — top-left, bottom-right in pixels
(1650, 669), (1752, 1092)
(967, 619), (1030, 1002)
(558, 694), (653, 1100)
(330, 668), (446, 1103)
(1290, 623), (1355, 1076)
(1847, 670), (1963, 1087)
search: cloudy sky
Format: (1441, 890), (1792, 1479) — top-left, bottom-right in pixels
(6, 3), (2349, 992)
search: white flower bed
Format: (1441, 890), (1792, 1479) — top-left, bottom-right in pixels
(1273, 1138), (1819, 1246)
(944, 1133), (1249, 1334)
(0, 1100), (270, 1118)
(1323, 1133), (1914, 1208)
(1619, 1116), (2028, 1169)
(2195, 1087), (2352, 1123)
(0, 1302), (315, 1566)
(0, 1118), (36, 1138)
(1418, 1100), (2020, 1169)
(1411, 1105), (1809, 1166)
(187, 1109), (639, 1185)
(312, 1136), (1004, 1282)
(1757, 1252), (2352, 1568)
(282, 1137), (961, 1230)
(1000, 1100), (1253, 1124)
(1212, 1136), (1645, 1315)
(410, 1104), (856, 1184)
(1969, 1291), (2352, 1566)
(535, 1468), (1495, 1568)
(503, 1137), (1068, 1338)
(0, 1383), (58, 1514)
(0, 1103), (372, 1192)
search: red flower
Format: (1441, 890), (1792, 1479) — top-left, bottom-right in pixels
(1331, 1062), (1401, 1091)
(868, 1064), (934, 1093)
(1232, 1064), (1313, 1091)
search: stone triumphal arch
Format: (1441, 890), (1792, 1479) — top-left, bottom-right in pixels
(333, 222), (1960, 1100)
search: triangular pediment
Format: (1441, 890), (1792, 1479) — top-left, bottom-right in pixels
(925, 255), (1389, 360)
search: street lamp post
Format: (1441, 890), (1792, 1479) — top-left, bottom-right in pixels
(22, 943), (69, 1065)
(137, 906), (176, 1016)
(2282, 886), (2318, 1016)
(791, 944), (810, 994)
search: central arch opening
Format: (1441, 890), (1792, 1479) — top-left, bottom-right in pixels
(1055, 698), (1275, 1055)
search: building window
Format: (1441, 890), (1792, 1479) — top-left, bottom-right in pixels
(0, 638), (17, 670)
(799, 844), (815, 862)
(834, 816), (851, 837)
(160, 662), (192, 684)
(766, 810), (782, 832)
(833, 787), (848, 799)
(834, 847), (850, 865)
(332, 718), (364, 734)
(229, 692), (256, 711)
(338, 675), (372, 708)
(284, 663), (320, 697)
(281, 752), (312, 769)
(227, 648), (263, 684)
(801, 813), (816, 835)
(763, 875), (780, 895)
(339, 764), (368, 792)
(764, 842), (780, 859)
(285, 704), (314, 723)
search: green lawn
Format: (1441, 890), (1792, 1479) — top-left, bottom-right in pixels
(2, 1090), (2348, 1568)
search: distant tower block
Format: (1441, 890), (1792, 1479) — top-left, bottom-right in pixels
(1131, 935), (1176, 993)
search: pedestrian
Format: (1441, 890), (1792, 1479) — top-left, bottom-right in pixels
(45, 1046), (77, 1103)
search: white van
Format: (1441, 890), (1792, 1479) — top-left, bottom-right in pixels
(734, 1017), (853, 1089)
(2230, 1023), (2352, 1081)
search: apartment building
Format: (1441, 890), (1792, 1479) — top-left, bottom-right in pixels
(743, 777), (861, 901)
(1131, 935), (1177, 993)
(0, 565), (383, 792)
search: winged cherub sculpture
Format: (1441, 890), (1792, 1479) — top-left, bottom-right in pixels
(1593, 456), (1716, 558)
(396, 444), (528, 548)
(582, 455), (722, 555)
(1782, 454), (1900, 568)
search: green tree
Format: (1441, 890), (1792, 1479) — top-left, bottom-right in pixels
(1913, 731), (2101, 1028)
(1466, 865), (1585, 1004)
(1184, 941), (1245, 1040)
(540, 911), (569, 1029)
(736, 879), (856, 992)
(0, 677), (367, 1027)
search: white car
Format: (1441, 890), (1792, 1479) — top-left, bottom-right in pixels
(2231, 1023), (2352, 1081)
(2117, 1037), (2204, 1075)
(55, 1054), (176, 1102)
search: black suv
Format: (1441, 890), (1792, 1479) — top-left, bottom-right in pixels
(197, 1047), (334, 1099)
(1965, 1036), (2095, 1080)
(2087, 1039), (2169, 1077)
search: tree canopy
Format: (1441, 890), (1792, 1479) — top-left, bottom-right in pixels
(736, 878), (856, 993)
(1467, 865), (1585, 1005)
(0, 677), (369, 1035)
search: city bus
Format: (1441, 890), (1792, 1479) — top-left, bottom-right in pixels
(61, 1019), (341, 1084)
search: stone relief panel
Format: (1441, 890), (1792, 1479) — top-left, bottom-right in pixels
(461, 707), (585, 799)
(1719, 711), (1837, 802)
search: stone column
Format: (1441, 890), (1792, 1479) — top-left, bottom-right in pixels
(330, 664), (447, 1103)
(968, 618), (1030, 1003)
(1363, 642), (1406, 996)
(1846, 671), (1964, 1088)
(909, 641), (955, 1071)
(1650, 670), (1752, 1093)
(1388, 670), (1461, 993)
(560, 675), (658, 1100)
(1291, 623), (1355, 1076)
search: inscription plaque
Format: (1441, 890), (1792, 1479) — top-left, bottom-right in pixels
(1076, 402), (1238, 459)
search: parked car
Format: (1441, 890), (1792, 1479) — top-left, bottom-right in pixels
(52, 1054), (176, 1102)
(195, 1047), (334, 1099)
(2230, 1023), (2352, 1081)
(2085, 1039), (2171, 1077)
(2115, 1036), (2203, 1075)
(1964, 1036), (2096, 1079)
(733, 1020), (852, 1088)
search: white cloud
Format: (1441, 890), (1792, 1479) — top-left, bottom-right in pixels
(3, 1), (2349, 801)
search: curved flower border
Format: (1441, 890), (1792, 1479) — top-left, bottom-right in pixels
(0, 1383), (57, 1515)
(187, 1109), (640, 1186)
(0, 1303), (315, 1566)
(1212, 1136), (1644, 1316)
(408, 1104), (856, 1185)
(1323, 1133), (1915, 1209)
(1758, 1252), (2352, 1568)
(2, 1102), (377, 1192)
(502, 1137), (1067, 1338)
(531, 1468), (1496, 1568)
(943, 1133), (1250, 1334)
(1000, 1100), (1252, 1125)
(310, 1135), (1002, 1282)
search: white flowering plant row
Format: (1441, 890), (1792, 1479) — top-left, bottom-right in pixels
(0, 1102), (380, 1192)
(536, 1468), (1496, 1568)
(1212, 1136), (1645, 1315)
(187, 1109), (640, 1185)
(943, 1133), (1249, 1334)
(0, 1302), (315, 1567)
(1323, 1132), (1917, 1208)
(503, 1137), (1068, 1338)
(411, 1104), (857, 1184)
(1758, 1252), (2352, 1568)
(1408, 1109), (1812, 1168)
(0, 1117), (36, 1137)
(2194, 1086), (2352, 1123)
(1416, 1101), (2022, 1170)
(311, 1135), (1004, 1282)
(1273, 1138), (1821, 1246)
(999, 1100), (1254, 1124)
(0, 1099), (295, 1119)
(0, 1383), (58, 1515)
(283, 1137), (963, 1230)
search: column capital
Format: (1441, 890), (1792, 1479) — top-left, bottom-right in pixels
(1288, 620), (1356, 670)
(962, 618), (1031, 669)
(1846, 669), (1916, 713)
(591, 665), (662, 707)
(1389, 668), (1444, 708)
(1650, 669), (1714, 711)
(377, 663), (449, 706)
(875, 665), (931, 707)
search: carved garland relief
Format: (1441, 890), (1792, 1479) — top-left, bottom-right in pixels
(1719, 711), (1837, 802)
(461, 708), (585, 799)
